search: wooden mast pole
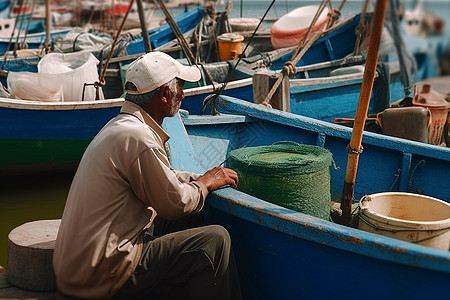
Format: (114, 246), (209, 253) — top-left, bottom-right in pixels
(340, 0), (388, 226)
(136, 0), (151, 53)
(44, 0), (50, 53)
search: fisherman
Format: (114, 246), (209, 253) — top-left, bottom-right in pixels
(53, 51), (241, 300)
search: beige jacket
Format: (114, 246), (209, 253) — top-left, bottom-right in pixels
(53, 101), (208, 299)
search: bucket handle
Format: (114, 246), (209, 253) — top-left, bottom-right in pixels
(358, 211), (450, 242)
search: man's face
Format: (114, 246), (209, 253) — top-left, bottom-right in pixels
(167, 78), (185, 117)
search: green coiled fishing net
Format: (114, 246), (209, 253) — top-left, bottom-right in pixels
(226, 143), (333, 220)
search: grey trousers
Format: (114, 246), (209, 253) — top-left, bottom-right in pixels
(113, 215), (242, 300)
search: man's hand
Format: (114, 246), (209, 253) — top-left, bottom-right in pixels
(197, 166), (239, 191)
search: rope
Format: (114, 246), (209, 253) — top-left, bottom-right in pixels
(200, 0), (277, 114)
(155, 0), (196, 65)
(408, 160), (426, 193)
(260, 31), (323, 107)
(2, 2), (21, 63)
(13, 0), (28, 56)
(260, 0), (331, 107)
(384, 0), (417, 97)
(227, 143), (333, 220)
(291, 0), (330, 60)
(353, 0), (371, 56)
(96, 0), (135, 100)
(346, 144), (364, 155)
(21, 0), (37, 50)
(327, 0), (346, 28)
(155, 0), (205, 88)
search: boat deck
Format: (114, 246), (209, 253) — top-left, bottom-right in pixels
(0, 266), (57, 299)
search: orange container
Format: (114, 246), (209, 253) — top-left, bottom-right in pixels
(413, 84), (449, 145)
(217, 33), (244, 61)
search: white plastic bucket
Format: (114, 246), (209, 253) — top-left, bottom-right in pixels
(358, 192), (450, 250)
(37, 51), (103, 101)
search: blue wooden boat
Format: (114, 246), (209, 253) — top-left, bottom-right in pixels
(0, 28), (71, 55)
(162, 96), (450, 299)
(179, 15), (436, 119)
(280, 57), (403, 123)
(179, 13), (361, 114)
(0, 97), (123, 175)
(0, 5), (206, 89)
(0, 8), (438, 175)
(125, 5), (205, 55)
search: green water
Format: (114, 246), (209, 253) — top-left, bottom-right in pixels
(0, 171), (75, 268)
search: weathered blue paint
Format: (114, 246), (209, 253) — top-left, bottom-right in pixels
(126, 6), (205, 55)
(0, 100), (123, 174)
(182, 84), (253, 115)
(0, 7), (205, 88)
(163, 96), (450, 299)
(0, 106), (121, 140)
(289, 77), (365, 123)
(0, 29), (71, 55)
(269, 14), (361, 70)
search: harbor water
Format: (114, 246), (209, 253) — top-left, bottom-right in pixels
(1, 0), (450, 268)
(0, 172), (74, 267)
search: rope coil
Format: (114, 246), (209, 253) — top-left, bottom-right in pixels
(227, 143), (334, 220)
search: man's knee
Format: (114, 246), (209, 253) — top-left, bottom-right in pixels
(203, 225), (231, 245)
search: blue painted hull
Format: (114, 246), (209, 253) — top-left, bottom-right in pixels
(180, 13), (431, 121)
(0, 99), (123, 175)
(163, 97), (450, 299)
(0, 6), (205, 87)
(180, 14), (362, 113)
(269, 15), (360, 70)
(126, 6), (205, 55)
(0, 29), (71, 55)
(288, 63), (405, 123)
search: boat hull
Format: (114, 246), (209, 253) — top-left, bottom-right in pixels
(163, 97), (450, 299)
(204, 191), (450, 299)
(0, 99), (123, 175)
(0, 29), (71, 55)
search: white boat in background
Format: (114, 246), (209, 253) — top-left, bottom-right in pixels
(270, 5), (331, 49)
(403, 0), (444, 37)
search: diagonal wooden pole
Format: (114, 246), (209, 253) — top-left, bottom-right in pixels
(340, 0), (388, 226)
(136, 0), (151, 53)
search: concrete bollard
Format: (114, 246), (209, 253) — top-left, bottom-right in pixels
(6, 219), (60, 292)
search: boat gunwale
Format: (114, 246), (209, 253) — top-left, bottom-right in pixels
(206, 186), (450, 274)
(0, 97), (124, 110)
(213, 96), (450, 165)
(0, 28), (71, 43)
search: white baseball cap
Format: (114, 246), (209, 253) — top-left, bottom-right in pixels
(125, 51), (201, 95)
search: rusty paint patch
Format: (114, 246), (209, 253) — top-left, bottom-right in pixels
(364, 240), (410, 254)
(349, 236), (362, 245)
(392, 247), (408, 254)
(416, 253), (448, 261)
(302, 221), (328, 233)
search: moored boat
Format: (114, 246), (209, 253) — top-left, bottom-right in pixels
(0, 97), (123, 175)
(162, 95), (450, 299)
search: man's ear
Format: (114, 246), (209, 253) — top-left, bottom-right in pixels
(158, 84), (170, 103)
